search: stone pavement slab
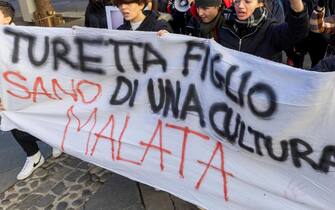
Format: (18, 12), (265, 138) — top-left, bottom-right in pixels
(140, 184), (174, 210)
(84, 174), (144, 210)
(139, 183), (199, 210)
(170, 195), (200, 210)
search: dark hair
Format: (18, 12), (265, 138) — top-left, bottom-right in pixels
(195, 0), (222, 7)
(149, 0), (158, 11)
(0, 1), (14, 23)
(114, 0), (147, 6)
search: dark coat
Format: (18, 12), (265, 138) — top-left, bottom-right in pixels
(265, 0), (285, 23)
(186, 11), (224, 40)
(217, 8), (309, 61)
(85, 0), (113, 28)
(117, 11), (172, 32)
(311, 55), (335, 72)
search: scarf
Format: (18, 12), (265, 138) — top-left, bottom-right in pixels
(199, 12), (225, 40)
(223, 6), (268, 30)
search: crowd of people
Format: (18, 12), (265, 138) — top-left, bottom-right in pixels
(0, 0), (334, 183)
(85, 0), (335, 68)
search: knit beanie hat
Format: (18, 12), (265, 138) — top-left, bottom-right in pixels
(195, 0), (222, 7)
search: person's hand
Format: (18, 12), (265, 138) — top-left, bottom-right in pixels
(318, 0), (326, 8)
(157, 30), (169, 37)
(289, 0), (304, 13)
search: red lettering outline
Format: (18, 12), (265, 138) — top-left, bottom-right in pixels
(76, 80), (102, 104)
(140, 119), (172, 170)
(2, 71), (31, 99)
(196, 142), (233, 201)
(166, 123), (210, 178)
(91, 114), (116, 160)
(117, 115), (141, 165)
(60, 105), (97, 155)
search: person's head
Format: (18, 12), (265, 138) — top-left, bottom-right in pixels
(0, 1), (15, 25)
(195, 0), (222, 23)
(114, 0), (147, 23)
(233, 0), (263, 20)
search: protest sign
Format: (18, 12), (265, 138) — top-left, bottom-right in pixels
(0, 25), (334, 209)
(105, 6), (123, 29)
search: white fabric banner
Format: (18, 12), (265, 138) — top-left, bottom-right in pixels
(0, 25), (334, 210)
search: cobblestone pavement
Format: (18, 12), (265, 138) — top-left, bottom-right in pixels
(0, 153), (198, 210)
(0, 154), (110, 210)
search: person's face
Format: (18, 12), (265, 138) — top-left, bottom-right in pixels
(0, 11), (11, 25)
(234, 0), (263, 20)
(197, 6), (220, 23)
(118, 3), (145, 23)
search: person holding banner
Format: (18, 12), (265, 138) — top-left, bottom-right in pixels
(218, 0), (309, 61)
(0, 103), (62, 181)
(1, 106), (62, 181)
(115, 0), (172, 31)
(158, 0), (230, 40)
(0, 1), (62, 180)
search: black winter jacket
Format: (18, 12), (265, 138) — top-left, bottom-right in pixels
(311, 55), (335, 72)
(218, 8), (309, 61)
(117, 11), (172, 32)
(85, 0), (112, 28)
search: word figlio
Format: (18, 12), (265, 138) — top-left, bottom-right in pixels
(183, 41), (277, 119)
